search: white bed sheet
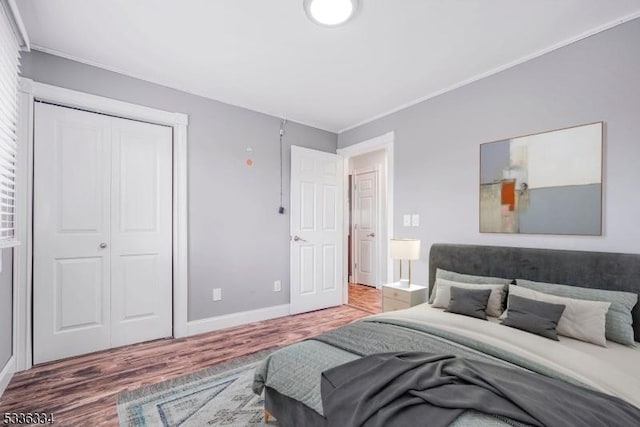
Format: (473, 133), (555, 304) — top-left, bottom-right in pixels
(371, 304), (640, 408)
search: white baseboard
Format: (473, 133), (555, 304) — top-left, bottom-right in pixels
(0, 356), (15, 397)
(185, 304), (291, 337)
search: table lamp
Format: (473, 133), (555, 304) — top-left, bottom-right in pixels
(390, 238), (421, 288)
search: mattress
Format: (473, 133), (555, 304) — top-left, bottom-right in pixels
(253, 304), (640, 426)
(376, 304), (640, 407)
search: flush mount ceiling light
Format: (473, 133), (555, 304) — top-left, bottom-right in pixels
(304, 0), (359, 27)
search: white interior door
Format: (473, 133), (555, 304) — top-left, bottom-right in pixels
(34, 104), (113, 363)
(110, 118), (173, 347)
(354, 171), (378, 286)
(33, 103), (172, 364)
(290, 146), (343, 314)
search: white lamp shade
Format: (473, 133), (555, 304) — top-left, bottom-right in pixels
(390, 239), (421, 260)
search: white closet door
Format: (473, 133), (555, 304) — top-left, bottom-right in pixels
(110, 118), (172, 346)
(33, 103), (173, 364)
(34, 103), (113, 364)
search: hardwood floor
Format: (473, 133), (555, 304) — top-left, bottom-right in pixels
(0, 292), (380, 426)
(347, 283), (382, 314)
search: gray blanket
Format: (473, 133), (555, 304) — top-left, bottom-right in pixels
(253, 317), (635, 426)
(321, 352), (640, 427)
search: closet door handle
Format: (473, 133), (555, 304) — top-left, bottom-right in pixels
(99, 243), (108, 249)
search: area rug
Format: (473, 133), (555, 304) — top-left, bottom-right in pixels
(117, 348), (279, 426)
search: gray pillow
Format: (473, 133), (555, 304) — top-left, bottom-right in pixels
(431, 268), (512, 304)
(516, 279), (638, 346)
(445, 287), (492, 320)
(501, 295), (566, 340)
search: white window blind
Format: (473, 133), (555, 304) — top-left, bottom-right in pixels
(0, 8), (20, 242)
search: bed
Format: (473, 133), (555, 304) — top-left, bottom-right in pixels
(252, 244), (640, 426)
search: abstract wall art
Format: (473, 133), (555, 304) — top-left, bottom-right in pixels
(479, 122), (603, 235)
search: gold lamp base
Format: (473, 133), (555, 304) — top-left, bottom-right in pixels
(397, 260), (413, 288)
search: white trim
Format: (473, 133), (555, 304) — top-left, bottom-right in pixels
(185, 305), (291, 337)
(338, 131), (394, 301)
(172, 122), (189, 338)
(15, 78), (34, 371)
(30, 44), (333, 133)
(338, 131), (395, 157)
(1, 0), (30, 50)
(0, 356), (15, 397)
(338, 10), (640, 133)
(351, 167), (377, 176)
(29, 81), (188, 126)
(15, 78), (189, 371)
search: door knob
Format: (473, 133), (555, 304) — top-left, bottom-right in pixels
(367, 233), (375, 237)
(99, 243), (107, 248)
(292, 235), (307, 242)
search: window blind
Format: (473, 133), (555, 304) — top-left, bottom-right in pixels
(0, 7), (20, 242)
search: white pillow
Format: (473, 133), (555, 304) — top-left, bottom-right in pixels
(504, 286), (611, 347)
(432, 278), (505, 317)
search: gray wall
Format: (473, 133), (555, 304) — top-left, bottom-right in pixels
(20, 51), (337, 321)
(0, 248), (13, 370)
(338, 18), (640, 286)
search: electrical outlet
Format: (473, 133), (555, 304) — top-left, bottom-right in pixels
(274, 280), (282, 292)
(403, 214), (411, 227)
(212, 288), (222, 301)
(411, 214), (420, 227)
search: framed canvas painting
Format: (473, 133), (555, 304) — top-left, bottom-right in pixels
(479, 122), (603, 235)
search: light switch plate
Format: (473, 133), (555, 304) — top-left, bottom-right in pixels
(213, 288), (222, 301)
(411, 214), (420, 227)
(274, 280), (282, 292)
(403, 214), (411, 227)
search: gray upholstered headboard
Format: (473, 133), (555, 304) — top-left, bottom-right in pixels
(429, 244), (640, 342)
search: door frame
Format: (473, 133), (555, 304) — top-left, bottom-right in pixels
(337, 131), (394, 303)
(14, 79), (189, 371)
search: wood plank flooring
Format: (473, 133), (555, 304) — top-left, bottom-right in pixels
(0, 288), (381, 426)
(347, 283), (382, 313)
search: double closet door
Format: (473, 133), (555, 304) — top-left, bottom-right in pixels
(33, 102), (173, 364)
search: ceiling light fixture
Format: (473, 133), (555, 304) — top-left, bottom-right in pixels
(304, 0), (359, 27)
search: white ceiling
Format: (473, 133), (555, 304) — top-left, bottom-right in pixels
(17, 0), (640, 133)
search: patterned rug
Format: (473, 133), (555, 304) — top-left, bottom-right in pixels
(117, 348), (279, 426)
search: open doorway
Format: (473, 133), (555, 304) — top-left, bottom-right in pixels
(338, 132), (394, 315)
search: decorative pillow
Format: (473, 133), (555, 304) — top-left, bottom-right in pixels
(430, 268), (511, 304)
(517, 279), (638, 346)
(503, 285), (610, 347)
(445, 287), (492, 320)
(501, 295), (566, 340)
(431, 278), (505, 317)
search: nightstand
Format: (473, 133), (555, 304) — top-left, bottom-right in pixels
(382, 282), (428, 312)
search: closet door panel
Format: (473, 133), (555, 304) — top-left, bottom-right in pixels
(33, 103), (112, 364)
(110, 118), (173, 346)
